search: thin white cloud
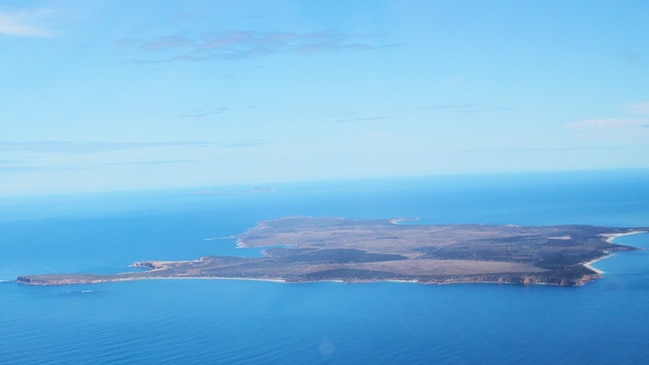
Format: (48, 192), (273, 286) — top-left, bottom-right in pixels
(565, 102), (649, 142)
(565, 118), (648, 131)
(222, 139), (274, 148)
(0, 140), (218, 154)
(423, 104), (512, 113)
(424, 104), (476, 111)
(626, 102), (649, 116)
(179, 107), (229, 118)
(0, 159), (207, 174)
(334, 116), (391, 123)
(473, 146), (622, 153)
(115, 31), (392, 63)
(0, 139), (274, 155)
(565, 118), (649, 143)
(0, 9), (53, 37)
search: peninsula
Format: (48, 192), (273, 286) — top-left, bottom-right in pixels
(17, 217), (643, 286)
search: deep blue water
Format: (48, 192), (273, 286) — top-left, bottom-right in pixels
(1, 170), (649, 364)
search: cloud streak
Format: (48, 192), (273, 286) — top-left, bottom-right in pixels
(423, 104), (512, 113)
(334, 116), (391, 123)
(0, 9), (53, 37)
(0, 138), (275, 155)
(116, 31), (391, 63)
(222, 139), (274, 148)
(626, 102), (649, 116)
(0, 141), (218, 154)
(423, 104), (476, 111)
(473, 146), (623, 153)
(565, 118), (649, 131)
(180, 107), (229, 118)
(0, 159), (207, 174)
(565, 102), (649, 141)
(565, 118), (649, 142)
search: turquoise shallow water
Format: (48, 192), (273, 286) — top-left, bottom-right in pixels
(1, 170), (649, 364)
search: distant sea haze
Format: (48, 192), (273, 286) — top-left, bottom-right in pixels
(1, 169), (649, 364)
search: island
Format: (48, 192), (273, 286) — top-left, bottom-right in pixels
(17, 217), (645, 286)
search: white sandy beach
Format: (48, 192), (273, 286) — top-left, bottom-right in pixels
(602, 230), (648, 243)
(584, 231), (649, 274)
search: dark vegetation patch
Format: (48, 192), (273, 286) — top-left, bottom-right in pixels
(265, 248), (407, 264)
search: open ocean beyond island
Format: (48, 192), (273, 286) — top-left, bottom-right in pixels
(1, 170), (649, 364)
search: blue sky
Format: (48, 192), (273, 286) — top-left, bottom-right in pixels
(1, 0), (648, 195)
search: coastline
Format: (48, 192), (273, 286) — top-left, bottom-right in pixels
(583, 255), (610, 275)
(389, 218), (420, 224)
(585, 230), (649, 274)
(16, 272), (599, 287)
(602, 230), (647, 243)
(18, 220), (646, 287)
(144, 276), (288, 284)
(17, 274), (289, 286)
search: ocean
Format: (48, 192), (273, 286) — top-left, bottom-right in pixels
(1, 169), (649, 364)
